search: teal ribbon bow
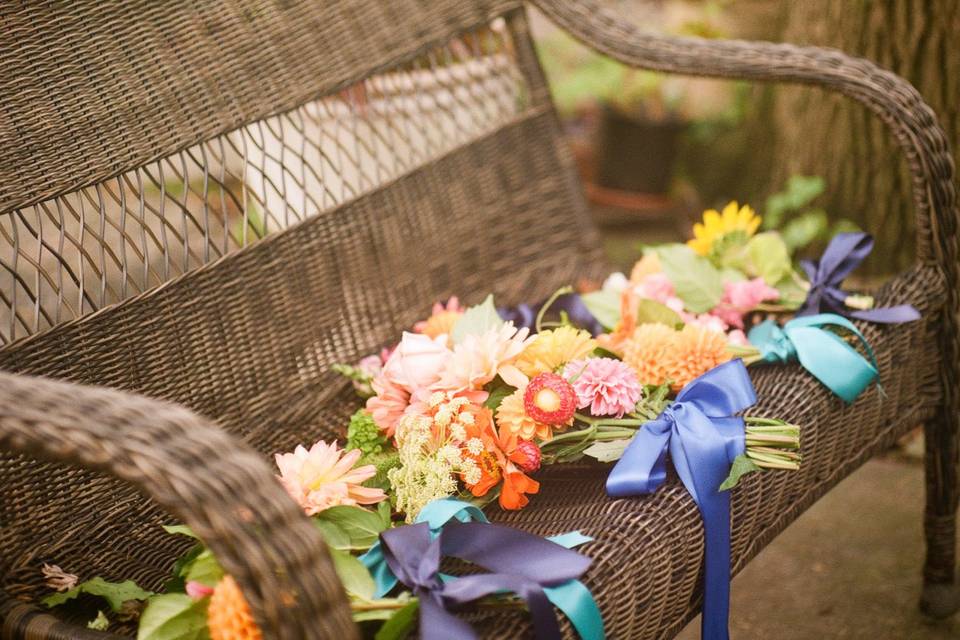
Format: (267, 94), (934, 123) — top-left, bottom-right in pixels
(360, 498), (604, 640)
(747, 313), (879, 403)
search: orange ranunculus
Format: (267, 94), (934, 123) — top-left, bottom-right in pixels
(460, 407), (539, 510)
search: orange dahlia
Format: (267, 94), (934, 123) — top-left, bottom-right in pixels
(208, 576), (262, 640)
(496, 387), (554, 441)
(621, 323), (677, 387)
(662, 324), (731, 392)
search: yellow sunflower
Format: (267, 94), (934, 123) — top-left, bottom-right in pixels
(687, 201), (761, 256)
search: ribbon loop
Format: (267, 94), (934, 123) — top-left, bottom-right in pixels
(748, 313), (879, 403)
(607, 359), (756, 640)
(799, 232), (920, 323)
(363, 498), (605, 640)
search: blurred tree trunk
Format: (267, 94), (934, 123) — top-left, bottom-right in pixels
(767, 0), (960, 273)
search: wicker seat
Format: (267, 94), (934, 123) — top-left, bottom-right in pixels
(0, 1), (956, 639)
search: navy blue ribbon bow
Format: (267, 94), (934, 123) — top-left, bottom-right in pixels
(606, 360), (757, 640)
(799, 232), (920, 323)
(380, 520), (593, 640)
(499, 293), (604, 336)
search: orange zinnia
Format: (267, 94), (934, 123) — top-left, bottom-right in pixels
(460, 407), (540, 510)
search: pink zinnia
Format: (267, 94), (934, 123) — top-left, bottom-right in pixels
(275, 440), (386, 516)
(563, 358), (642, 418)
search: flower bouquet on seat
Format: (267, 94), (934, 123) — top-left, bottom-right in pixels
(40, 198), (915, 640)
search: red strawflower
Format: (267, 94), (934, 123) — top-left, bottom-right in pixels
(511, 440), (542, 473)
(524, 373), (577, 425)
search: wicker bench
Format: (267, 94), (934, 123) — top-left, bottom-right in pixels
(1, 1), (956, 638)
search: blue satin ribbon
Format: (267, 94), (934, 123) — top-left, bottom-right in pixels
(799, 232), (920, 323)
(361, 498), (604, 639)
(607, 360), (757, 640)
(499, 293), (604, 336)
(748, 313), (879, 404)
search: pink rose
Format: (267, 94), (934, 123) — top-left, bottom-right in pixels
(715, 278), (780, 329)
(723, 278), (779, 310)
(381, 332), (451, 392)
(635, 273), (675, 304)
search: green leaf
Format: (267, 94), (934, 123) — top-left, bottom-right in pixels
(582, 439), (632, 463)
(330, 549), (375, 599)
(375, 600), (419, 640)
(44, 577), (153, 613)
(580, 289), (621, 330)
(87, 610), (109, 631)
(165, 544), (204, 592)
(745, 233), (791, 285)
(720, 267), (747, 283)
(162, 524), (198, 539)
(780, 209), (827, 253)
(783, 175), (825, 209)
(656, 244), (724, 313)
(377, 500), (393, 529)
(313, 518), (352, 551)
(635, 298), (684, 328)
(719, 454), (761, 491)
(774, 271), (808, 309)
(764, 175), (825, 229)
(137, 594), (210, 640)
(483, 379), (515, 412)
(831, 218), (861, 235)
(317, 505), (389, 549)
(183, 550), (223, 588)
(451, 295), (503, 344)
(354, 608), (401, 622)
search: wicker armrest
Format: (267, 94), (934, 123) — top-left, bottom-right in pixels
(533, 0), (958, 323)
(0, 372), (357, 640)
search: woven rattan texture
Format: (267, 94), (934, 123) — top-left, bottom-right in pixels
(0, 16), (529, 344)
(0, 0), (522, 214)
(1, 1), (958, 639)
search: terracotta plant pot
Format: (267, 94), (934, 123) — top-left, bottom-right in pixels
(594, 104), (686, 195)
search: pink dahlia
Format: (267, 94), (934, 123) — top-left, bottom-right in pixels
(563, 358), (642, 418)
(275, 440), (386, 516)
(366, 374), (411, 437)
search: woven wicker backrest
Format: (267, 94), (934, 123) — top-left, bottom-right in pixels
(0, 1), (603, 602)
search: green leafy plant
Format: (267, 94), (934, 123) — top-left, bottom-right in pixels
(763, 175), (859, 253)
(43, 577), (153, 612)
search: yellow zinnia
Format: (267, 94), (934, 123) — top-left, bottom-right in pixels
(687, 201), (761, 256)
(515, 326), (597, 378)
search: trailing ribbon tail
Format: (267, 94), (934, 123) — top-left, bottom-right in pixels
(607, 360), (756, 640)
(748, 313), (879, 403)
(798, 232), (920, 323)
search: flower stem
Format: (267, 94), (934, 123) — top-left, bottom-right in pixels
(535, 286), (574, 333)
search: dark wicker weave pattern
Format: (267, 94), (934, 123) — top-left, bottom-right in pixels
(0, 1), (956, 639)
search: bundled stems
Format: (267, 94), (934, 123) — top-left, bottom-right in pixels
(743, 419), (801, 470)
(539, 410), (800, 470)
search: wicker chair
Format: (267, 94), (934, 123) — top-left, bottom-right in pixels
(0, 1), (956, 638)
